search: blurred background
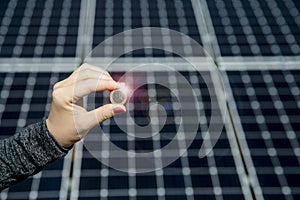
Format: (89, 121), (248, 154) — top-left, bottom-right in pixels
(0, 0), (300, 199)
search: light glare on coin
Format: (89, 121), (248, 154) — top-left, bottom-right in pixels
(110, 86), (128, 104)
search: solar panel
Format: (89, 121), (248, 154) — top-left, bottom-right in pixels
(69, 60), (249, 200)
(206, 0), (300, 57)
(0, 70), (72, 200)
(226, 68), (300, 199)
(0, 0), (81, 58)
(92, 0), (202, 57)
(1, 0), (300, 199)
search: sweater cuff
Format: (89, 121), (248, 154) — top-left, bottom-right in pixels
(24, 120), (70, 166)
(42, 120), (72, 153)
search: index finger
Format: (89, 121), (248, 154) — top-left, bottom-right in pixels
(61, 63), (114, 87)
(71, 78), (122, 103)
(78, 63), (112, 79)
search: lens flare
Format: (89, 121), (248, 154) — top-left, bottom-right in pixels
(80, 27), (226, 173)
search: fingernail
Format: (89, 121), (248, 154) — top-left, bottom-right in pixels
(113, 106), (126, 114)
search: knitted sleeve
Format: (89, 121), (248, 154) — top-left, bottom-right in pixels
(0, 120), (70, 190)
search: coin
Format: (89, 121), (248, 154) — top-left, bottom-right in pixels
(110, 89), (127, 104)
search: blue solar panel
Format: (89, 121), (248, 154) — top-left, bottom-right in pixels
(0, 0), (300, 199)
(227, 69), (300, 199)
(0, 0), (81, 57)
(206, 0), (300, 56)
(70, 70), (247, 200)
(93, 0), (202, 57)
(0, 71), (72, 199)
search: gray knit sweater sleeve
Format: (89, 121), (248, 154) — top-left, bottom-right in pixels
(0, 120), (70, 190)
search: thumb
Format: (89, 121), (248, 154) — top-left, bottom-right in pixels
(92, 104), (126, 125)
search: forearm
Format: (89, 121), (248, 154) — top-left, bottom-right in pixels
(0, 120), (69, 190)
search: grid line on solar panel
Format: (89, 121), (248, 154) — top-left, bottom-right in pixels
(226, 69), (300, 200)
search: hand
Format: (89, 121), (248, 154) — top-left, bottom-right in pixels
(46, 63), (126, 148)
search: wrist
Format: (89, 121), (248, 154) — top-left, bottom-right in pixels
(45, 118), (75, 148)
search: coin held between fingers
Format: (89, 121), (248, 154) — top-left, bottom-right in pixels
(110, 88), (127, 105)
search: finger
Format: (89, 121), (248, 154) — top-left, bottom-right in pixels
(75, 69), (113, 83)
(64, 69), (111, 85)
(72, 79), (119, 101)
(63, 67), (113, 87)
(72, 63), (112, 80)
(88, 104), (126, 126)
(81, 63), (112, 78)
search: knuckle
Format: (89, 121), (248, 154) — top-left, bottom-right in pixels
(52, 89), (60, 101)
(53, 82), (60, 90)
(81, 63), (89, 69)
(52, 87), (67, 103)
(103, 71), (110, 77)
(82, 63), (95, 72)
(103, 71), (112, 79)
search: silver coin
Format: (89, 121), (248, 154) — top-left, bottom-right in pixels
(110, 89), (127, 104)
